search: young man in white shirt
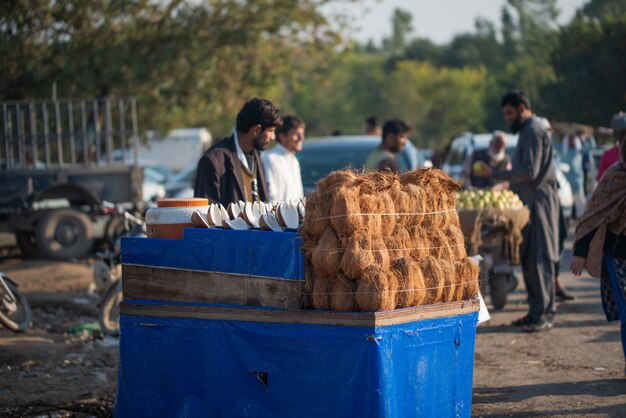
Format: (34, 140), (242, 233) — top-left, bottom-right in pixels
(262, 116), (306, 203)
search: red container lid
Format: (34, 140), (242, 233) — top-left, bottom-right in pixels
(157, 198), (209, 208)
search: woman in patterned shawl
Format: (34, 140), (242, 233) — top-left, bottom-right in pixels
(571, 111), (626, 376)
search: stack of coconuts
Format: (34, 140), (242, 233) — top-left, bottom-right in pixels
(300, 168), (480, 312)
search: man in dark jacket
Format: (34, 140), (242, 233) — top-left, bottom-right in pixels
(194, 98), (283, 206)
(476, 91), (560, 332)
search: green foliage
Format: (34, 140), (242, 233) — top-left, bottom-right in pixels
(542, 16), (626, 125)
(2, 0), (624, 148)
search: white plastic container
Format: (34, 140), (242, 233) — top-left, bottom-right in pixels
(146, 198), (209, 239)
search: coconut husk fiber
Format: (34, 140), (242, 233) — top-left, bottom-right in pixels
(379, 192), (397, 235)
(401, 168), (461, 193)
(356, 265), (393, 312)
(386, 269), (400, 311)
(358, 194), (382, 239)
(312, 273), (332, 310)
(444, 224), (467, 259)
(390, 188), (413, 226)
(329, 186), (363, 237)
(408, 226), (430, 260)
(359, 171), (401, 195)
(341, 235), (375, 280)
(419, 257), (445, 304)
(456, 257), (480, 300)
(384, 224), (412, 258)
(371, 238), (391, 274)
(439, 260), (459, 302)
(392, 257), (427, 308)
(402, 184), (426, 227)
(302, 191), (329, 239)
(330, 273), (357, 311)
(311, 226), (343, 277)
(317, 169), (359, 193)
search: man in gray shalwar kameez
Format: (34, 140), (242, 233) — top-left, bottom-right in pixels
(475, 91), (560, 332)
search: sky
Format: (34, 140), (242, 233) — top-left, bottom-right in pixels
(325, 0), (589, 45)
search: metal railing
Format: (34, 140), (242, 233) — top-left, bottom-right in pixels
(1, 97), (139, 170)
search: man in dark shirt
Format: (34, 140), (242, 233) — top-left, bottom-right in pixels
(476, 91), (560, 332)
(194, 98), (283, 206)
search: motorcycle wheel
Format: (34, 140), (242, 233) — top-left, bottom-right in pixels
(98, 281), (122, 337)
(0, 276), (32, 332)
(489, 273), (508, 310)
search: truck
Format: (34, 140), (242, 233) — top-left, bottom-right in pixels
(0, 97), (143, 260)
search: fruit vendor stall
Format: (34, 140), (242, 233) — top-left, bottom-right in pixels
(114, 169), (481, 418)
(455, 188), (530, 309)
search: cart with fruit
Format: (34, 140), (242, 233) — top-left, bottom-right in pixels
(454, 189), (530, 309)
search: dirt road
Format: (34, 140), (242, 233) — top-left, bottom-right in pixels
(0, 237), (625, 417)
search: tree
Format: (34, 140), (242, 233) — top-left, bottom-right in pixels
(0, 0), (346, 135)
(542, 13), (626, 126)
(382, 8), (413, 55)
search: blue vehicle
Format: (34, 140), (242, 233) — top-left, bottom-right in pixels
(297, 135), (428, 195)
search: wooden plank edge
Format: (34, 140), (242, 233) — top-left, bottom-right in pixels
(120, 299), (479, 327)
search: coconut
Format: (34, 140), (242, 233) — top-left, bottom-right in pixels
(379, 192), (397, 235)
(360, 171), (401, 194)
(402, 184), (426, 227)
(303, 191), (330, 239)
(317, 169), (359, 192)
(384, 225), (412, 259)
(393, 257), (428, 307)
(391, 258), (413, 308)
(356, 265), (390, 312)
(341, 235), (375, 280)
(371, 238), (391, 273)
(408, 226), (430, 261)
(419, 257), (445, 304)
(445, 224), (467, 259)
(312, 274), (332, 310)
(386, 269), (399, 311)
(329, 186), (363, 237)
(330, 273), (357, 312)
(311, 227), (343, 277)
(358, 194), (382, 239)
(401, 168), (461, 193)
(430, 228), (456, 260)
(438, 260), (458, 302)
(457, 257), (480, 300)
(390, 188), (413, 226)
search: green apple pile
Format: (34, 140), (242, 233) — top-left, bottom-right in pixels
(454, 189), (523, 211)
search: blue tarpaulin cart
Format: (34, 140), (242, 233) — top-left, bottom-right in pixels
(115, 228), (479, 418)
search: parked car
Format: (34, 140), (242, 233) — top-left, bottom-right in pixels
(165, 136), (430, 198)
(297, 135), (428, 195)
(441, 132), (574, 218)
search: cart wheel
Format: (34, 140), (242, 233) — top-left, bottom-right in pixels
(35, 209), (94, 260)
(99, 280), (122, 337)
(490, 273), (508, 310)
(0, 276), (32, 332)
(104, 215), (125, 249)
(507, 272), (519, 292)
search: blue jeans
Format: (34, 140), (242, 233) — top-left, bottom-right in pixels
(603, 254), (626, 364)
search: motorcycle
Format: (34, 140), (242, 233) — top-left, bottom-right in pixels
(94, 202), (145, 337)
(0, 271), (32, 332)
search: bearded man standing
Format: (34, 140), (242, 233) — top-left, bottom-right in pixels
(194, 98), (283, 206)
(475, 91), (560, 332)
